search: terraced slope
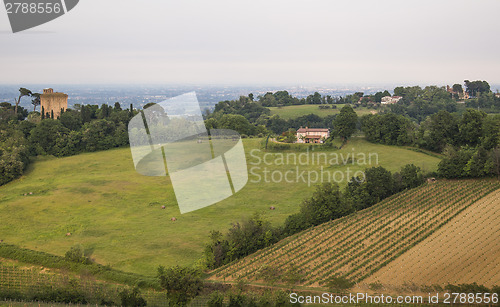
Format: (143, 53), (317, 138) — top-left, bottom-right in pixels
(209, 179), (500, 288)
(365, 189), (500, 287)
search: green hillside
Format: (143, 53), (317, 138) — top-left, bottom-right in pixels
(268, 104), (376, 119)
(209, 179), (500, 287)
(0, 138), (440, 276)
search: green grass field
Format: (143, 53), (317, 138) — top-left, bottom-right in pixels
(0, 138), (440, 276)
(268, 105), (377, 119)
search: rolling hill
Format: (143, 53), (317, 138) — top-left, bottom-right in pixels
(0, 138), (440, 276)
(268, 104), (376, 119)
(209, 179), (500, 288)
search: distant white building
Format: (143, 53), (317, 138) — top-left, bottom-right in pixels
(296, 127), (330, 143)
(381, 96), (403, 104)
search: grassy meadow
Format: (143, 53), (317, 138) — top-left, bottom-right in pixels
(0, 138), (440, 276)
(268, 104), (377, 119)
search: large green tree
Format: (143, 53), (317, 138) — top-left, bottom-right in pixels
(343, 166), (395, 210)
(59, 110), (83, 131)
(361, 113), (414, 146)
(300, 182), (352, 227)
(464, 80), (490, 97)
(399, 164), (425, 190)
(81, 119), (118, 152)
(459, 109), (487, 146)
(217, 114), (255, 135)
(452, 83), (463, 93)
(29, 119), (70, 155)
(363, 166), (395, 204)
(157, 266), (202, 306)
(306, 92), (323, 104)
(438, 147), (474, 178)
(421, 110), (459, 152)
(481, 115), (500, 150)
(333, 105), (358, 141)
(464, 147), (490, 177)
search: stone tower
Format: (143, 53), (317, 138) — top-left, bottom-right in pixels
(40, 88), (68, 119)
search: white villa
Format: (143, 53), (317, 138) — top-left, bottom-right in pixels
(296, 127), (330, 144)
(381, 96), (403, 104)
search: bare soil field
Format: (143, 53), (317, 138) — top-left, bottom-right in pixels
(365, 189), (500, 288)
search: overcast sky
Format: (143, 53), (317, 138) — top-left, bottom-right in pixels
(1, 0), (499, 85)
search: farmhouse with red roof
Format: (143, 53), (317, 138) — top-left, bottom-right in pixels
(296, 127), (330, 144)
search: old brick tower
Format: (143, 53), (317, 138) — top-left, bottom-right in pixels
(40, 88), (68, 119)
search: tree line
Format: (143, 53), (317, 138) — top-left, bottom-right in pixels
(0, 89), (137, 185)
(3, 81), (499, 185)
(360, 110), (500, 179)
(206, 108), (337, 137)
(207, 80), (500, 137)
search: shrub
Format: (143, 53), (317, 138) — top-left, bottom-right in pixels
(326, 275), (354, 293)
(282, 213), (309, 236)
(119, 287), (147, 307)
(204, 214), (280, 269)
(300, 182), (353, 226)
(207, 291), (224, 307)
(444, 282), (490, 294)
(157, 265), (202, 306)
(227, 293), (247, 307)
(65, 245), (92, 264)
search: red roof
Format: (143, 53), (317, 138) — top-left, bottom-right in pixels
(297, 127), (329, 133)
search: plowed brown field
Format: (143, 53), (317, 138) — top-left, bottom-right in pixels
(365, 189), (500, 287)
